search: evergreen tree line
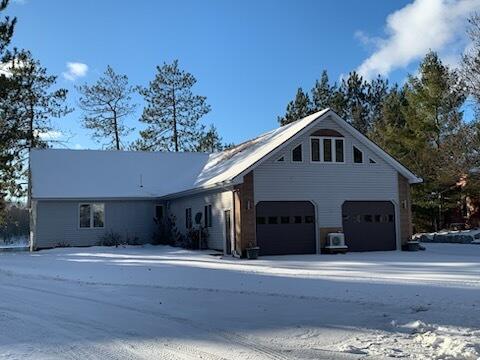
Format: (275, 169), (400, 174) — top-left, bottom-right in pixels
(278, 17), (480, 231)
(2, 0), (480, 233)
(0, 0), (228, 227)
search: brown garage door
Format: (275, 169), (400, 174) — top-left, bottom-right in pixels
(256, 201), (316, 256)
(342, 201), (396, 252)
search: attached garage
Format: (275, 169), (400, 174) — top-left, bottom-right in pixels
(255, 201), (316, 255)
(342, 201), (396, 252)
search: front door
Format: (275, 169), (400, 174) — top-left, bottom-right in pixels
(224, 210), (232, 255)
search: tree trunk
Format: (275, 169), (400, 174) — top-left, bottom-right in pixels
(172, 86), (178, 152)
(113, 109), (120, 150)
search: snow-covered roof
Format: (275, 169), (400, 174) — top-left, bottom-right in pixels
(30, 108), (421, 200)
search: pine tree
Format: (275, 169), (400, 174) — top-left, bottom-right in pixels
(341, 72), (370, 134)
(311, 71), (332, 111)
(136, 60), (210, 152)
(0, 0), (17, 222)
(196, 124), (224, 152)
(76, 66), (136, 150)
(2, 50), (72, 197)
(377, 52), (467, 231)
(278, 88), (312, 126)
(462, 13), (480, 113)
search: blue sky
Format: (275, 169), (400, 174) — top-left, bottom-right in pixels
(5, 0), (479, 148)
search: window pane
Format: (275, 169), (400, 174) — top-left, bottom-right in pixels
(305, 215), (314, 224)
(256, 217), (266, 225)
(268, 216), (278, 224)
(364, 214), (373, 222)
(294, 216), (302, 224)
(280, 216), (290, 224)
(79, 204), (91, 228)
(93, 203), (105, 228)
(335, 139), (344, 162)
(186, 208), (192, 228)
(292, 144), (302, 162)
(155, 205), (163, 220)
(311, 139), (320, 162)
(208, 205), (212, 227)
(276, 156), (285, 162)
(323, 139), (332, 162)
(353, 146), (363, 163)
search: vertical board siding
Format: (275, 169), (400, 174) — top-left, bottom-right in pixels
(34, 200), (158, 249)
(254, 116), (400, 230)
(168, 190), (233, 251)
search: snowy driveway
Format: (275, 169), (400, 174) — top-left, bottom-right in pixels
(0, 244), (479, 359)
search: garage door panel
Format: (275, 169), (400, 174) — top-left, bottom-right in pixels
(256, 201), (316, 256)
(342, 201), (396, 252)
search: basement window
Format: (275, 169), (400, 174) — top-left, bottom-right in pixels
(79, 203), (104, 229)
(292, 144), (303, 162)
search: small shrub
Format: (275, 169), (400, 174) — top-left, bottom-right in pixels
(152, 215), (183, 246)
(55, 241), (71, 248)
(98, 231), (122, 247)
(185, 227), (209, 250)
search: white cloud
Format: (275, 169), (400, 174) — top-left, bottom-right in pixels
(37, 130), (63, 141)
(62, 62), (88, 81)
(73, 144), (84, 150)
(357, 0), (480, 79)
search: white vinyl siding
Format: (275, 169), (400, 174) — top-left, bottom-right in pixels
(254, 116), (399, 235)
(34, 200), (158, 249)
(168, 190), (233, 251)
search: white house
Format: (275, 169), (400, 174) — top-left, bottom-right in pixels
(29, 109), (422, 255)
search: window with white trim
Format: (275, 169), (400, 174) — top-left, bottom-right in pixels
(79, 203), (104, 228)
(292, 144), (302, 162)
(353, 146), (363, 163)
(311, 137), (344, 163)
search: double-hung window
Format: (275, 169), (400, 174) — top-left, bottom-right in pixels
(311, 137), (344, 163)
(79, 203), (105, 229)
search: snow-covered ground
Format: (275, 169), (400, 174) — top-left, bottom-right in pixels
(0, 243), (479, 359)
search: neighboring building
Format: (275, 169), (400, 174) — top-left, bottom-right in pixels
(29, 109), (422, 255)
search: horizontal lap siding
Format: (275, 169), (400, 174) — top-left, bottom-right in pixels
(254, 116), (399, 229)
(34, 200), (158, 249)
(168, 190), (233, 251)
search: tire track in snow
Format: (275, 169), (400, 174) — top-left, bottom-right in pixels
(0, 281), (293, 360)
